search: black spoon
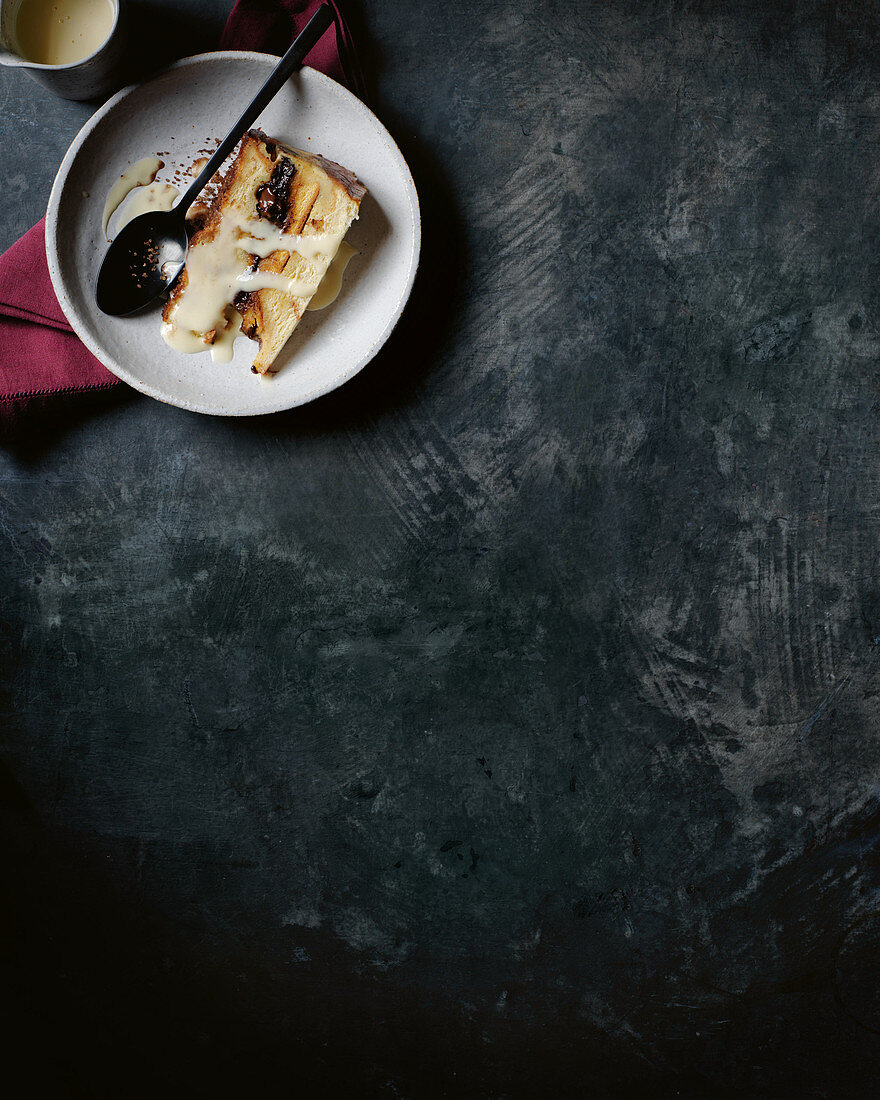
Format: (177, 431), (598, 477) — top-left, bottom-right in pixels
(96, 4), (334, 316)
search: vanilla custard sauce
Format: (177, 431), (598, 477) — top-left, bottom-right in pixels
(116, 181), (179, 232)
(102, 156), (164, 238)
(15, 0), (115, 66)
(307, 242), (357, 311)
(160, 206), (355, 361)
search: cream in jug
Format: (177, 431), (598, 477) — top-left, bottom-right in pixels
(16, 0), (115, 66)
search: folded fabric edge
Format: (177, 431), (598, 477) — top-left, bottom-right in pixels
(1, 379), (120, 402)
(0, 302), (73, 332)
(329, 0), (366, 99)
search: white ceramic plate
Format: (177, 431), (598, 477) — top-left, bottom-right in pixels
(46, 52), (420, 416)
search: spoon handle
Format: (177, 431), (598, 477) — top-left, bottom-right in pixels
(178, 4), (335, 213)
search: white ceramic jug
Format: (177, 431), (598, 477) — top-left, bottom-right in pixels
(0, 0), (126, 100)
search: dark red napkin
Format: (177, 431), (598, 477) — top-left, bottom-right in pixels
(0, 0), (358, 430)
(220, 1), (365, 97)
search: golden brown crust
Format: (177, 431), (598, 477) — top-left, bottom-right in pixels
(294, 149), (367, 203)
(248, 128), (367, 204)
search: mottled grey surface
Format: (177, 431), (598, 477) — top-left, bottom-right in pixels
(3, 0), (880, 1095)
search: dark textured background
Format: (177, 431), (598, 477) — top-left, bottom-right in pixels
(3, 0), (880, 1095)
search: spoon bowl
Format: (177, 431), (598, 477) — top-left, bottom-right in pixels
(95, 210), (187, 316)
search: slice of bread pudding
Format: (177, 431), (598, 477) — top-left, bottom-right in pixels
(162, 129), (366, 374)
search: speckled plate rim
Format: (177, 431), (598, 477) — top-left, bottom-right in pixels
(45, 51), (421, 417)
